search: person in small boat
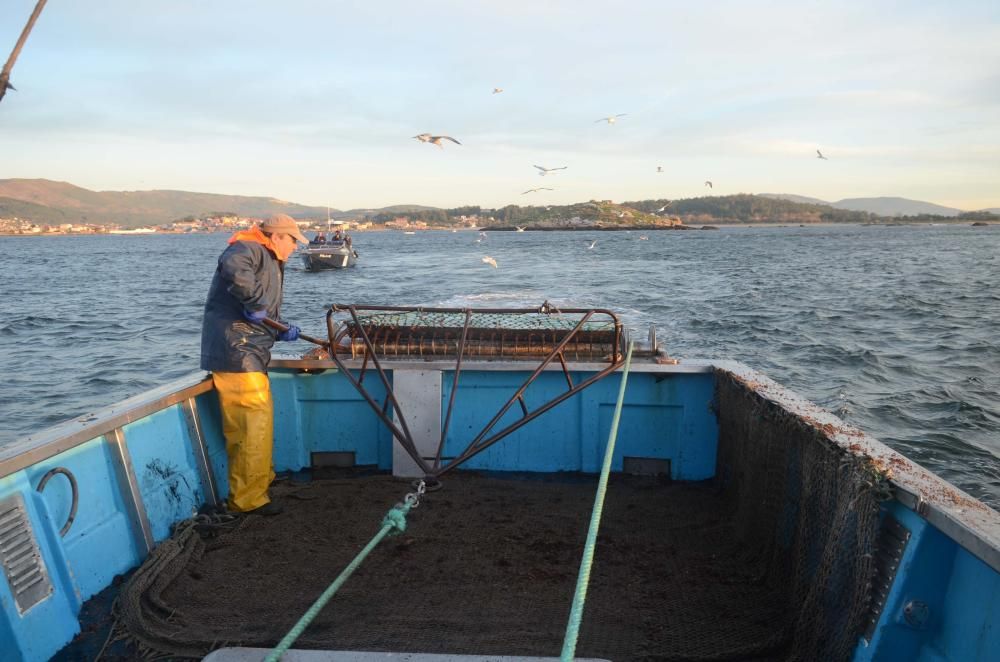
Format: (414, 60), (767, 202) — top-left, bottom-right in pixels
(311, 232), (326, 245)
(200, 213), (308, 517)
(332, 229), (343, 242)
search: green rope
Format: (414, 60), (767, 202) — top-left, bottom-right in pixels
(264, 501), (413, 662)
(561, 341), (634, 661)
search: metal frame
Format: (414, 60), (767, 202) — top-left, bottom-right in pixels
(321, 304), (626, 478)
(181, 397), (220, 508)
(106, 427), (154, 555)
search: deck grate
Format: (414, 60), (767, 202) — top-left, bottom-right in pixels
(0, 493), (53, 614)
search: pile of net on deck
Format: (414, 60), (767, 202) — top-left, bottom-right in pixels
(112, 373), (887, 661)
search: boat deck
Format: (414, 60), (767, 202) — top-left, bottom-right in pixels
(58, 470), (793, 661)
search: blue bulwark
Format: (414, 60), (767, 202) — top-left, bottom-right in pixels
(439, 371), (718, 478)
(266, 368), (718, 479)
(854, 502), (1000, 661)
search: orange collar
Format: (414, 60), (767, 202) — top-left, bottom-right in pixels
(227, 227), (283, 260)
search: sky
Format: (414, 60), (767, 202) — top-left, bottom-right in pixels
(2, 1), (999, 211)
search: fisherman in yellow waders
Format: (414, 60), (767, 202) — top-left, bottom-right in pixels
(200, 214), (308, 516)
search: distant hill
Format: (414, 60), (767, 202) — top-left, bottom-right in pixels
(0, 179), (335, 227)
(759, 193), (831, 206)
(0, 196), (77, 224)
(832, 196), (963, 217)
(761, 193), (965, 217)
(345, 204), (441, 215)
(2, 179), (991, 228)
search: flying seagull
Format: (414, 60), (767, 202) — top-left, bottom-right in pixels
(492, 87), (503, 94)
(515, 225), (526, 232)
(413, 133), (462, 148)
(482, 256), (498, 268)
(656, 202), (671, 212)
(704, 181), (713, 188)
(595, 114), (627, 124)
(586, 240), (597, 249)
(816, 149), (828, 160)
(534, 165), (567, 176)
(522, 187), (554, 194)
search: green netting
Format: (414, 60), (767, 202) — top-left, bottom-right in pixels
(348, 310), (616, 333)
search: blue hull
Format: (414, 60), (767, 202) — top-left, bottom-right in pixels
(1, 356), (998, 660)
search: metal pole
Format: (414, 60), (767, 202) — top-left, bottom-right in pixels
(0, 0), (48, 104)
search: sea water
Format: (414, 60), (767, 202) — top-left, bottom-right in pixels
(2, 225), (998, 506)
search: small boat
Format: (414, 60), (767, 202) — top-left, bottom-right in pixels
(301, 221), (358, 271)
(3, 304), (999, 661)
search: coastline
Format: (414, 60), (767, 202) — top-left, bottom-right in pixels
(1, 220), (994, 238)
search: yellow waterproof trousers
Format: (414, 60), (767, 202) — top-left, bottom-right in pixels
(212, 371), (275, 512)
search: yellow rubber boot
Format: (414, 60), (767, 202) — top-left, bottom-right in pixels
(212, 371), (276, 512)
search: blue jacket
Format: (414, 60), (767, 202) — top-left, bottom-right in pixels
(200, 236), (286, 372)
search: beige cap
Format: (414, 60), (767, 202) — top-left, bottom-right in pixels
(260, 213), (308, 244)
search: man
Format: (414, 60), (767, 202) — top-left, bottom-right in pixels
(200, 213), (308, 516)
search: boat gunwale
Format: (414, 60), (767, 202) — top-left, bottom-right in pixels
(713, 359), (1000, 575)
(2, 356), (998, 574)
(0, 373), (213, 479)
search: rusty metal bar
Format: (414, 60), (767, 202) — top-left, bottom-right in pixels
(324, 308), (431, 474)
(358, 346), (370, 385)
(557, 351), (574, 389)
(330, 304), (620, 316)
(262, 318), (329, 348)
(322, 303), (625, 478)
(455, 311), (596, 455)
(345, 306), (428, 473)
(437, 358), (626, 477)
(434, 310), (472, 470)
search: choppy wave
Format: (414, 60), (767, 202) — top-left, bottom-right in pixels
(2, 226), (999, 507)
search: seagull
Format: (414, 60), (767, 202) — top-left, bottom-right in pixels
(479, 231), (488, 237)
(482, 256), (498, 268)
(515, 225), (526, 232)
(656, 202), (670, 212)
(617, 211), (626, 218)
(413, 133), (462, 148)
(656, 166), (663, 173)
(522, 187), (554, 194)
(704, 181), (713, 188)
(534, 165), (567, 176)
(816, 149), (828, 160)
(586, 240), (597, 249)
(639, 235), (649, 240)
(595, 114), (627, 124)
(493, 87), (503, 94)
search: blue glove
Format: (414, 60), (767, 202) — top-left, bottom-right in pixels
(243, 308), (268, 324)
(277, 324), (301, 342)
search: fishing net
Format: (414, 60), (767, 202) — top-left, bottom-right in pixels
(334, 308), (621, 360)
(712, 370), (887, 661)
(104, 372), (885, 661)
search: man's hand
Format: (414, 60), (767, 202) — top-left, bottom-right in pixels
(277, 325), (301, 342)
(243, 309), (268, 324)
